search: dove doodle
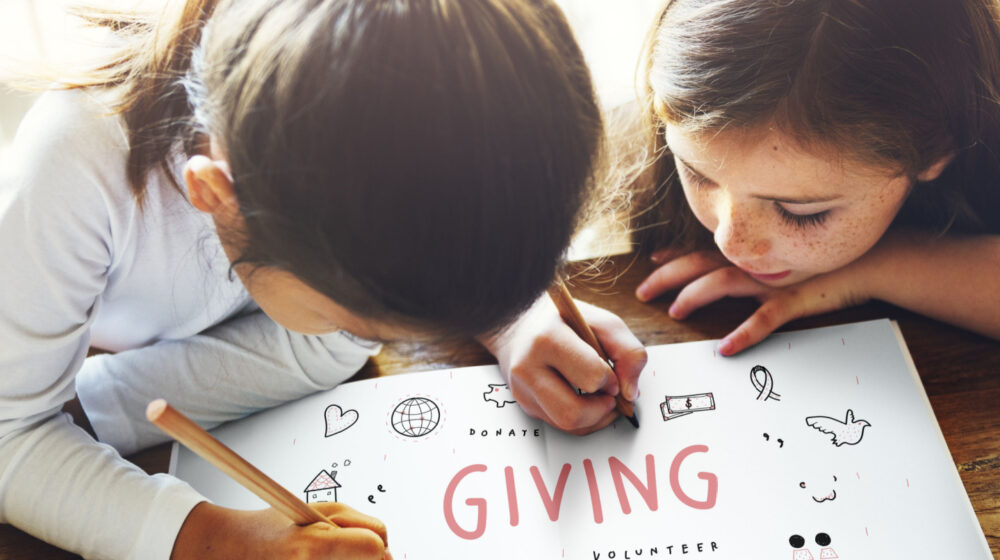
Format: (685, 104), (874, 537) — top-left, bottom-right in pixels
(805, 409), (871, 447)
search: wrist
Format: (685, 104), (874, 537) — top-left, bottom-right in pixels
(855, 229), (920, 302)
(171, 502), (250, 560)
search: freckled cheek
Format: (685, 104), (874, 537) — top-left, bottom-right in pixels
(789, 219), (878, 275)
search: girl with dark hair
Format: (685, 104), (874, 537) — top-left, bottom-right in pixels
(0, 0), (645, 557)
(633, 0), (1000, 355)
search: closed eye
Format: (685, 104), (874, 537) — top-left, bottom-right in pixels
(776, 204), (830, 228)
(675, 158), (714, 189)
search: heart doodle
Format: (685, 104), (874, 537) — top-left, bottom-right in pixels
(324, 404), (359, 437)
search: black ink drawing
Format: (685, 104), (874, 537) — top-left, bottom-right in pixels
(367, 484), (387, 504)
(304, 470), (341, 503)
(660, 392), (715, 422)
(789, 532), (838, 559)
(390, 396), (442, 438)
(483, 384), (517, 408)
(806, 409), (871, 446)
(750, 365), (781, 402)
(799, 475), (838, 503)
(763, 433), (785, 448)
(324, 404), (359, 437)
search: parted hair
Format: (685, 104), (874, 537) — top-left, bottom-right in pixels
(633, 0), (1000, 254)
(63, 0), (605, 338)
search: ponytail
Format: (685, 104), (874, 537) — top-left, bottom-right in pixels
(66, 0), (220, 202)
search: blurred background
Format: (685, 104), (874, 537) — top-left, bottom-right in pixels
(0, 0), (664, 156)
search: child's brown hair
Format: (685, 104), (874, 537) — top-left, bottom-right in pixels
(634, 0), (1000, 254)
(61, 0), (605, 338)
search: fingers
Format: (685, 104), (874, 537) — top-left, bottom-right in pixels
(668, 267), (768, 319)
(578, 301), (647, 402)
(509, 367), (616, 432)
(528, 315), (618, 396)
(718, 297), (803, 356)
(566, 407), (620, 436)
(302, 526), (387, 559)
(311, 502), (388, 546)
(636, 251), (730, 302)
(717, 276), (852, 356)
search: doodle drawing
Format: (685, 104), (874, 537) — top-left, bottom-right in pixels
(324, 404), (359, 437)
(799, 475), (838, 503)
(660, 392), (715, 422)
(304, 469), (341, 503)
(390, 396), (442, 438)
(750, 365), (781, 402)
(483, 384), (517, 408)
(763, 433), (784, 448)
(789, 533), (838, 559)
(805, 409), (871, 447)
(367, 484), (387, 504)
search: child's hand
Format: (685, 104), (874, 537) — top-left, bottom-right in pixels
(172, 501), (391, 560)
(479, 296), (647, 435)
(635, 249), (871, 356)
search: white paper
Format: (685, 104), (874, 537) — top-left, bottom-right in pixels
(172, 319), (990, 559)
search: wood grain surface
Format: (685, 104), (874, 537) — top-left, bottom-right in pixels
(2, 253), (997, 559)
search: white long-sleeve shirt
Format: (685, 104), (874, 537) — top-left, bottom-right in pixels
(0, 89), (381, 559)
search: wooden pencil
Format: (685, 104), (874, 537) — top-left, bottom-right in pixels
(146, 399), (333, 527)
(547, 279), (640, 428)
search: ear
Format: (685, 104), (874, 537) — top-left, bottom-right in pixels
(916, 152), (956, 182)
(184, 154), (237, 214)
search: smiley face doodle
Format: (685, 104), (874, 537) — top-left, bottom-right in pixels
(799, 475), (838, 503)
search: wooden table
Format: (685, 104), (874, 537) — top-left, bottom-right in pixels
(2, 253), (997, 558)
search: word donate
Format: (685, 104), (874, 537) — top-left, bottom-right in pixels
(443, 445), (718, 540)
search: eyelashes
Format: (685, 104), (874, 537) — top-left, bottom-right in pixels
(676, 162), (710, 189)
(776, 205), (831, 229)
(676, 160), (832, 230)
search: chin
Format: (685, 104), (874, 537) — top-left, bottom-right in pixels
(756, 270), (813, 288)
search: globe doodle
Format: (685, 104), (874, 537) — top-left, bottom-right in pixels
(390, 397), (441, 438)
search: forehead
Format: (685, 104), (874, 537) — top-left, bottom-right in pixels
(665, 124), (901, 194)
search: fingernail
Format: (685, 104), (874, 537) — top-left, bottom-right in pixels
(607, 375), (620, 396)
(718, 338), (734, 356)
(668, 302), (683, 319)
(635, 285), (649, 302)
(625, 382), (638, 402)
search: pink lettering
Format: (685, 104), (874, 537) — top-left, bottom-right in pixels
(529, 463), (572, 522)
(608, 454), (658, 514)
(669, 445), (718, 510)
(583, 459), (604, 524)
(443, 464), (488, 539)
(504, 466), (519, 526)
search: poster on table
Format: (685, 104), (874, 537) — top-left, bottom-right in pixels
(171, 319), (991, 559)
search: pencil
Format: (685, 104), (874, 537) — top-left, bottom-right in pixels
(146, 399), (333, 527)
(547, 279), (640, 428)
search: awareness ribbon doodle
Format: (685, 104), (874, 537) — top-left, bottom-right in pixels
(750, 365), (781, 402)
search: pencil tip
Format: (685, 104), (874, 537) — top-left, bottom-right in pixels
(626, 412), (639, 429)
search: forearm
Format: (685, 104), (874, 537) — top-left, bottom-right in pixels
(78, 311), (380, 456)
(866, 230), (1000, 338)
(0, 413), (205, 560)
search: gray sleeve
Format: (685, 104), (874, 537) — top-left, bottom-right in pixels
(0, 90), (205, 560)
(77, 310), (381, 456)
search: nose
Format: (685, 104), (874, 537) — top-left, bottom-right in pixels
(712, 199), (771, 264)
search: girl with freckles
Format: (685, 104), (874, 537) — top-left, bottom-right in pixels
(631, 0), (1000, 355)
